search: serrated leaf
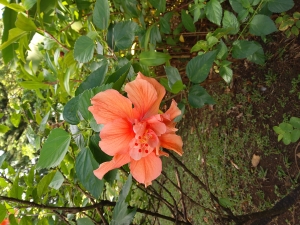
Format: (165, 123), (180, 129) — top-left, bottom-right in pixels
(75, 147), (104, 198)
(75, 64), (108, 96)
(290, 117), (300, 129)
(93, 0), (109, 30)
(249, 14), (277, 36)
(15, 13), (37, 31)
(267, 0), (294, 13)
(74, 36), (95, 63)
(186, 50), (217, 83)
(139, 51), (171, 66)
(37, 171), (56, 198)
(222, 10), (239, 34)
(181, 10), (196, 32)
(36, 128), (71, 169)
(188, 85), (215, 108)
(205, 0), (222, 26)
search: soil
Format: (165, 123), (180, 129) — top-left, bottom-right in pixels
(157, 1), (300, 224)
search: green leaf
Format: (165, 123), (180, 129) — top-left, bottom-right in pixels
(121, 0), (140, 17)
(49, 171), (64, 190)
(291, 129), (300, 143)
(181, 10), (196, 32)
(139, 51), (171, 66)
(283, 132), (292, 145)
(222, 10), (239, 34)
(205, 0), (222, 26)
(186, 50), (217, 83)
(36, 128), (71, 169)
(173, 102), (185, 122)
(0, 153), (6, 168)
(159, 17), (171, 34)
(74, 36), (95, 63)
(290, 117), (300, 129)
(77, 218), (94, 225)
(149, 0), (166, 13)
(37, 171), (56, 198)
(75, 64), (108, 96)
(0, 204), (6, 223)
(279, 122), (293, 132)
(111, 175), (136, 225)
(19, 216), (31, 225)
(10, 113), (21, 127)
(22, 0), (37, 10)
(216, 40), (228, 60)
(19, 81), (49, 90)
(0, 28), (27, 51)
(75, 147), (104, 198)
(9, 214), (18, 225)
(114, 21), (137, 50)
(249, 14), (277, 36)
(112, 64), (131, 91)
(93, 0), (110, 30)
(219, 198), (235, 208)
(106, 62), (131, 84)
(232, 40), (261, 59)
(38, 111), (50, 133)
(229, 0), (244, 13)
(219, 65), (233, 84)
(267, 0), (294, 13)
(191, 40), (208, 52)
(247, 44), (265, 65)
(0, 125), (10, 134)
(188, 85), (216, 108)
(9, 175), (23, 199)
(2, 7), (18, 64)
(63, 96), (80, 125)
(0, 1), (25, 12)
(164, 66), (184, 93)
(15, 13), (37, 31)
(273, 126), (284, 134)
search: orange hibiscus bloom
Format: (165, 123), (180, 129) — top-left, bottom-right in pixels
(89, 72), (183, 186)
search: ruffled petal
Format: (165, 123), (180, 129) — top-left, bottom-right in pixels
(99, 118), (135, 156)
(125, 78), (157, 120)
(136, 72), (166, 119)
(164, 100), (181, 121)
(159, 133), (183, 156)
(94, 154), (131, 180)
(130, 152), (162, 187)
(89, 89), (133, 124)
(146, 115), (166, 136)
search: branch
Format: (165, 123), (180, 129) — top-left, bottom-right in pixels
(0, 196), (190, 224)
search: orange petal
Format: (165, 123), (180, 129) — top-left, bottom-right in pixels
(159, 133), (183, 156)
(137, 72), (166, 119)
(164, 100), (181, 121)
(130, 152), (162, 187)
(89, 89), (133, 124)
(125, 78), (158, 120)
(94, 154), (131, 180)
(100, 118), (135, 156)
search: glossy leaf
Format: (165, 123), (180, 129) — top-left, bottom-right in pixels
(93, 0), (110, 30)
(36, 128), (71, 169)
(139, 51), (171, 66)
(75, 64), (108, 96)
(74, 36), (95, 63)
(186, 50), (217, 83)
(249, 14), (277, 36)
(0, 28), (27, 51)
(75, 147), (104, 198)
(205, 0), (222, 26)
(0, 1), (25, 12)
(188, 85), (216, 108)
(219, 65), (233, 84)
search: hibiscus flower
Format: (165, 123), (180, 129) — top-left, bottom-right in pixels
(89, 72), (183, 186)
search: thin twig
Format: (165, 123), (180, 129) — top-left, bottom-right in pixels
(175, 167), (187, 221)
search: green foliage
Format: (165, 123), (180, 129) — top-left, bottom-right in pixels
(273, 117), (300, 145)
